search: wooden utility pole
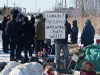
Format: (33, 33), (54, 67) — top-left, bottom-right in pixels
(62, 0), (63, 8)
(75, 0), (77, 18)
(65, 0), (66, 8)
(81, 0), (84, 17)
(7, 0), (9, 14)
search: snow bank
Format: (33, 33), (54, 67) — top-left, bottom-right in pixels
(1, 61), (19, 75)
(9, 62), (43, 75)
(1, 62), (43, 75)
(0, 62), (7, 72)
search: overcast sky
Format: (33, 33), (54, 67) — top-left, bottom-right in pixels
(0, 0), (74, 13)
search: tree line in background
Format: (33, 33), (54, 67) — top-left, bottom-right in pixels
(0, 5), (14, 15)
(75, 0), (100, 17)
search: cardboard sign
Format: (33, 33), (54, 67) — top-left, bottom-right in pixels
(72, 54), (79, 63)
(45, 13), (65, 39)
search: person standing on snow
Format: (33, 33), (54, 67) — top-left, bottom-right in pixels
(54, 14), (71, 71)
(21, 17), (35, 58)
(70, 20), (78, 44)
(7, 9), (21, 61)
(1, 16), (10, 53)
(81, 19), (95, 47)
(35, 13), (45, 54)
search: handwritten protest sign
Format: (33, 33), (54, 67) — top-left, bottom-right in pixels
(45, 13), (65, 39)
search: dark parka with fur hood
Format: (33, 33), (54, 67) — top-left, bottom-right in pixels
(81, 19), (95, 47)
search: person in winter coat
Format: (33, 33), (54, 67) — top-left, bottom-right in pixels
(15, 14), (25, 60)
(29, 15), (35, 50)
(7, 9), (21, 61)
(1, 15), (10, 53)
(21, 17), (35, 58)
(30, 15), (35, 26)
(70, 20), (78, 44)
(81, 19), (95, 47)
(35, 13), (45, 54)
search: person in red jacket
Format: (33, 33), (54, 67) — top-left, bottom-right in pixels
(80, 61), (96, 75)
(43, 64), (54, 75)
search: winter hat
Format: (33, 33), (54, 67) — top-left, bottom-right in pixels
(24, 17), (28, 22)
(73, 20), (77, 27)
(84, 61), (93, 66)
(65, 14), (68, 19)
(82, 61), (94, 71)
(12, 9), (19, 20)
(85, 19), (92, 26)
(36, 13), (43, 19)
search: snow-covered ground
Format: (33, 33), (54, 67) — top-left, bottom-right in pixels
(0, 31), (100, 62)
(1, 62), (43, 75)
(0, 31), (100, 75)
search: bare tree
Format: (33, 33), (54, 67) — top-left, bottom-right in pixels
(75, 0), (85, 17)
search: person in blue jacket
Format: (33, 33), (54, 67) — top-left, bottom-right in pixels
(70, 20), (78, 44)
(81, 19), (95, 47)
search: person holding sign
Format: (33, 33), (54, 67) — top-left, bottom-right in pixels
(54, 14), (71, 71)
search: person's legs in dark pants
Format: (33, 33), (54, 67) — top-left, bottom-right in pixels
(24, 39), (33, 57)
(24, 40), (31, 58)
(36, 40), (44, 53)
(10, 40), (16, 61)
(36, 40), (41, 54)
(16, 41), (23, 60)
(24, 47), (28, 58)
(2, 33), (9, 53)
(29, 46), (32, 57)
(3, 39), (9, 53)
(28, 40), (33, 57)
(21, 43), (30, 63)
(24, 41), (28, 58)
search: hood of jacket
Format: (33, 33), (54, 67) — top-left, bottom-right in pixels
(73, 20), (77, 27)
(85, 19), (92, 27)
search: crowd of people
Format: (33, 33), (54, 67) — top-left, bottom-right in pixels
(0, 9), (96, 73)
(0, 10), (35, 61)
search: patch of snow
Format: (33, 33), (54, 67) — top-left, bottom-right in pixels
(1, 61), (19, 75)
(1, 62), (43, 75)
(9, 62), (43, 75)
